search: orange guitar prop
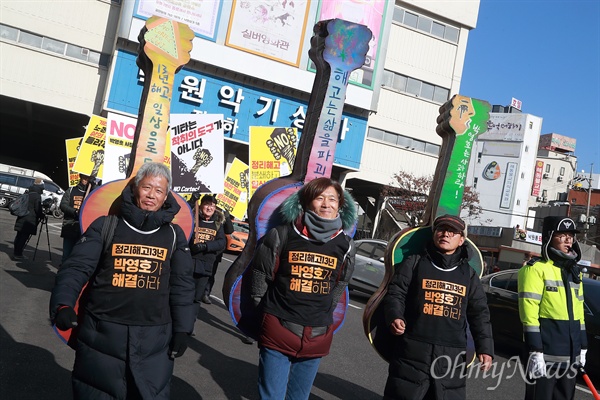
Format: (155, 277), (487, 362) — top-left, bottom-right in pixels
(363, 95), (492, 364)
(54, 17), (195, 346)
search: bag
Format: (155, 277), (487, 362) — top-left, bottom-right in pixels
(9, 193), (29, 217)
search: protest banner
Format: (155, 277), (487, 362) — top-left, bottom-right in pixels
(248, 126), (297, 197)
(216, 157), (249, 220)
(170, 113), (224, 195)
(72, 115), (106, 179)
(65, 137), (83, 187)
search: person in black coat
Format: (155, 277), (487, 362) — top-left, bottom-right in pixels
(13, 178), (45, 260)
(188, 194), (226, 307)
(382, 215), (494, 400)
(49, 162), (196, 400)
(60, 173), (94, 263)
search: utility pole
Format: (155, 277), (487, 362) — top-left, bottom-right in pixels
(584, 163), (594, 244)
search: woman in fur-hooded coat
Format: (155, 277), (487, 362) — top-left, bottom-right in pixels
(250, 177), (357, 399)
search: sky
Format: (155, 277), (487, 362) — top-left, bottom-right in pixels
(460, 0), (600, 175)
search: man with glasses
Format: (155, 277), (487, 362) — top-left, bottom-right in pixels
(382, 214), (493, 400)
(518, 216), (587, 400)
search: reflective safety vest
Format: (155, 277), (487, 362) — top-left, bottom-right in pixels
(518, 259), (587, 365)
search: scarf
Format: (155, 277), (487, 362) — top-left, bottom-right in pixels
(549, 247), (581, 283)
(303, 210), (342, 243)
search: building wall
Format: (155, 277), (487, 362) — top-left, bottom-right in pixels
(464, 113), (543, 228)
(0, 0), (119, 114)
(355, 1), (477, 187)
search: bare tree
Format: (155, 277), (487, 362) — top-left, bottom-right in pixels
(381, 171), (483, 228)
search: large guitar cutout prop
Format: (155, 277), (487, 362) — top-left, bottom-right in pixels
(362, 95), (491, 363)
(54, 16), (195, 346)
(222, 19), (372, 340)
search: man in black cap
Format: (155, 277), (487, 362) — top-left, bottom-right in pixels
(188, 194), (226, 308)
(518, 216), (587, 400)
(382, 214), (493, 400)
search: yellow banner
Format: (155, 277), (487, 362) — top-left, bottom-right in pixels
(249, 127), (297, 198)
(216, 157), (249, 220)
(65, 137), (83, 187)
(73, 115), (106, 179)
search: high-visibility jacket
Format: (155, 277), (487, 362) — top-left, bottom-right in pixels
(518, 258), (587, 365)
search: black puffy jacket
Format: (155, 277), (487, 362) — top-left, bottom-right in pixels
(49, 183), (195, 399)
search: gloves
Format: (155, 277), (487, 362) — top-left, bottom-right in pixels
(579, 349), (587, 367)
(526, 352), (546, 379)
(169, 332), (189, 359)
(54, 306), (78, 331)
(192, 242), (208, 253)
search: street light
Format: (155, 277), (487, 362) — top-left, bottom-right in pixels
(574, 164), (594, 244)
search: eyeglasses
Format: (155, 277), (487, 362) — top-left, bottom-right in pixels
(435, 227), (463, 237)
(554, 233), (575, 242)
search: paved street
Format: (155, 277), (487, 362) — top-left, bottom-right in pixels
(0, 208), (594, 399)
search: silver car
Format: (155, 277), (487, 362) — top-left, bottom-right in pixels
(349, 239), (388, 295)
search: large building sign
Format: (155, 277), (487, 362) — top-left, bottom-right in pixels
(106, 50), (367, 170)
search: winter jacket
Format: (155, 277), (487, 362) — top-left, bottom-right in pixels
(60, 181), (93, 239)
(49, 183), (195, 399)
(250, 189), (357, 358)
(13, 183), (44, 235)
(189, 208), (226, 276)
(383, 242), (494, 354)
(518, 257), (587, 366)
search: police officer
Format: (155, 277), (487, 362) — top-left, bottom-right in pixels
(518, 216), (587, 400)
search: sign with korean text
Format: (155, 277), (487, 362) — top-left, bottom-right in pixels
(134, 0), (222, 41)
(531, 160), (544, 196)
(479, 113), (527, 142)
(216, 157), (249, 220)
(104, 113), (172, 184)
(225, 0), (310, 67)
(500, 162), (517, 209)
(314, 0), (386, 88)
(65, 137), (83, 187)
(72, 115), (106, 179)
(525, 230), (542, 245)
(170, 113), (224, 195)
(104, 113), (136, 184)
(106, 50), (367, 170)
(249, 126), (297, 197)
(510, 97), (522, 111)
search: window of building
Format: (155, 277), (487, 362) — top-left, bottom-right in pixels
(392, 6), (460, 44)
(382, 70), (450, 104)
(367, 127), (384, 141)
(560, 167), (565, 176)
(367, 127), (440, 156)
(545, 164), (551, 173)
(473, 177), (478, 188)
(0, 23), (108, 67)
(542, 189), (548, 197)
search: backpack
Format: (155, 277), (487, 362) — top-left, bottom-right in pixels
(9, 193), (29, 217)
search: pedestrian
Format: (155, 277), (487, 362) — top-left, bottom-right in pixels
(250, 177), (357, 399)
(49, 162), (196, 399)
(188, 193), (226, 307)
(518, 216), (587, 400)
(13, 178), (45, 260)
(382, 214), (494, 400)
(204, 207), (233, 302)
(59, 173), (95, 264)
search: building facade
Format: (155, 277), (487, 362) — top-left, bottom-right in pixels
(0, 0), (482, 219)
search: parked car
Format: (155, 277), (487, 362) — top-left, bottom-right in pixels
(0, 163), (64, 207)
(481, 269), (600, 380)
(226, 219), (249, 253)
(348, 239), (388, 295)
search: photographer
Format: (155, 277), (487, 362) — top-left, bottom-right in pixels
(12, 178), (45, 260)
